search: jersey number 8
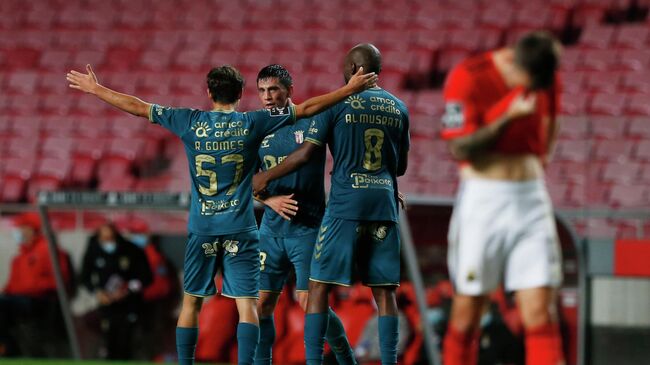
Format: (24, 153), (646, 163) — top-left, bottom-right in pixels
(195, 154), (244, 196)
(363, 128), (384, 171)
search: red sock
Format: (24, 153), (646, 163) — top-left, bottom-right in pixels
(442, 325), (479, 365)
(525, 322), (565, 365)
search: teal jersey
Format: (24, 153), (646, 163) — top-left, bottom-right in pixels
(258, 117), (326, 237)
(305, 88), (410, 223)
(149, 104), (296, 235)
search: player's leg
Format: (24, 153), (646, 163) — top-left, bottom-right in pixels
(176, 233), (220, 365)
(506, 185), (564, 365)
(305, 216), (357, 365)
(256, 236), (290, 365)
(221, 231), (262, 365)
(444, 294), (488, 365)
(361, 222), (402, 365)
(516, 287), (564, 365)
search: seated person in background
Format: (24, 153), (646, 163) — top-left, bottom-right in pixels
(80, 223), (152, 360)
(0, 212), (72, 357)
(127, 220), (180, 360)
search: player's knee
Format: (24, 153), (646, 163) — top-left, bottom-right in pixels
(257, 294), (278, 317)
(521, 300), (554, 328)
(449, 296), (485, 334)
(182, 295), (203, 314)
(297, 292), (309, 312)
(371, 286), (397, 315)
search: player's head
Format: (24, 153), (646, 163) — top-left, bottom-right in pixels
(11, 212), (40, 245)
(256, 64), (294, 110)
(343, 43), (382, 83)
(512, 31), (561, 90)
(206, 65), (244, 105)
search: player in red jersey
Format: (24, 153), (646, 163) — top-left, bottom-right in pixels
(441, 31), (565, 365)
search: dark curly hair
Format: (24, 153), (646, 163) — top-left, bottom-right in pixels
(514, 31), (560, 90)
(206, 65), (244, 104)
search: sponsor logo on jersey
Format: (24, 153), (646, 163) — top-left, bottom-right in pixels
(294, 130), (304, 144)
(191, 121), (212, 138)
(202, 241), (219, 257)
(442, 102), (465, 129)
(269, 106), (289, 117)
(345, 95), (366, 110)
(351, 173), (393, 189)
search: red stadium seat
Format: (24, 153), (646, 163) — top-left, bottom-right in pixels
(6, 71), (39, 94)
(617, 50), (650, 72)
(559, 93), (588, 115)
(559, 48), (582, 71)
(635, 140), (650, 161)
(559, 71), (586, 94)
(613, 25), (649, 49)
(601, 161), (641, 183)
(580, 50), (617, 71)
(626, 94), (650, 116)
(588, 93), (627, 116)
(593, 139), (634, 162)
(590, 116), (627, 139)
(609, 185), (649, 208)
(41, 137), (74, 159)
(138, 50), (172, 72)
(555, 140), (591, 162)
(579, 26), (615, 49)
(40, 72), (70, 95)
(39, 50), (71, 71)
(584, 72), (621, 93)
(627, 118), (650, 138)
(621, 72), (650, 94)
(558, 116), (589, 139)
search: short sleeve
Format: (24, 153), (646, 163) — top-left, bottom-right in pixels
(249, 105), (297, 138)
(304, 109), (332, 147)
(148, 104), (198, 137)
(400, 105), (411, 151)
(440, 66), (479, 140)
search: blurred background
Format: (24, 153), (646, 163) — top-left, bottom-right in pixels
(0, 0), (649, 364)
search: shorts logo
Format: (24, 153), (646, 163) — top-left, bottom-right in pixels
(269, 107), (289, 117)
(223, 240), (239, 256)
(466, 270), (477, 282)
(442, 102), (465, 129)
(345, 95), (366, 110)
(119, 257), (130, 270)
(202, 241), (219, 257)
(191, 121), (212, 138)
(294, 130), (304, 144)
(259, 252), (267, 271)
(374, 225), (388, 240)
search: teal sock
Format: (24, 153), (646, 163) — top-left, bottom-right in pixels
(237, 322), (260, 365)
(378, 316), (399, 365)
(325, 308), (356, 365)
(176, 327), (199, 365)
(254, 317), (275, 365)
(305, 312), (329, 365)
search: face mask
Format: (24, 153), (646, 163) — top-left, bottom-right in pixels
(12, 229), (24, 245)
(130, 234), (148, 248)
(101, 241), (117, 254)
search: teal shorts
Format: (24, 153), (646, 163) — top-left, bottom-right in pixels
(183, 230), (260, 298)
(259, 230), (317, 292)
(310, 215), (401, 287)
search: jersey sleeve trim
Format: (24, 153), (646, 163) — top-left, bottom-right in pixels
(148, 103), (155, 123)
(305, 137), (323, 146)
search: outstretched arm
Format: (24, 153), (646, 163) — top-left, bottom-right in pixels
(293, 67), (377, 119)
(253, 141), (320, 195)
(67, 64), (151, 118)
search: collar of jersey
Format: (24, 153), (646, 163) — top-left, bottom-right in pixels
(211, 108), (236, 113)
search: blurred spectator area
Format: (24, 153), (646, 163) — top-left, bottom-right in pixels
(1, 0), (650, 239)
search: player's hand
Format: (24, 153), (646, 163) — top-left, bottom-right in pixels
(346, 67), (378, 93)
(505, 93), (536, 120)
(67, 64), (100, 94)
(96, 290), (111, 305)
(252, 172), (269, 196)
(263, 194), (299, 221)
(397, 191), (407, 210)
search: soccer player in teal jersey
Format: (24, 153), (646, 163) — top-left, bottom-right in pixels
(66, 64), (377, 365)
(252, 65), (355, 365)
(253, 44), (410, 365)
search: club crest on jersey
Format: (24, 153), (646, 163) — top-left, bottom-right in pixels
(294, 130), (304, 144)
(345, 95), (366, 110)
(191, 121), (212, 138)
(223, 240), (239, 256)
(269, 106), (289, 117)
(374, 225), (388, 240)
(442, 102), (465, 129)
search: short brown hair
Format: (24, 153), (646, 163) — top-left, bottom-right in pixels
(514, 31), (561, 90)
(207, 65), (244, 104)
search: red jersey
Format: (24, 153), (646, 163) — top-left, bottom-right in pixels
(3, 236), (70, 297)
(441, 52), (560, 157)
(142, 244), (173, 301)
